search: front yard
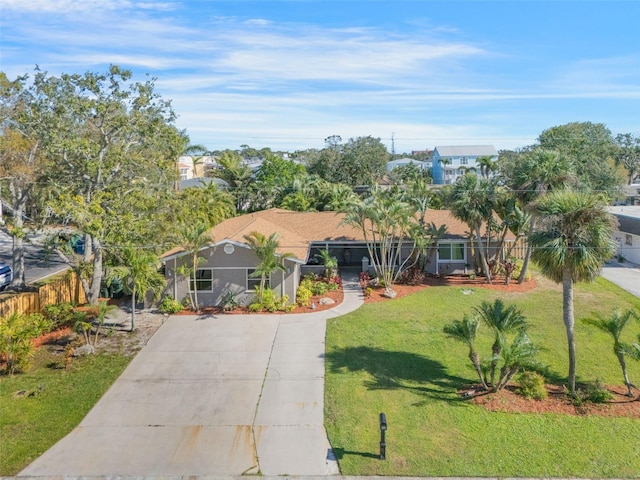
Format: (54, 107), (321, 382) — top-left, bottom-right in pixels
(325, 273), (640, 477)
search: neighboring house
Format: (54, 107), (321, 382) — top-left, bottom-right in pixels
(160, 208), (511, 307)
(177, 161), (193, 181)
(609, 206), (640, 264)
(386, 158), (432, 172)
(431, 145), (498, 185)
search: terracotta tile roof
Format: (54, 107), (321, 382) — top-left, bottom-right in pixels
(161, 208), (478, 261)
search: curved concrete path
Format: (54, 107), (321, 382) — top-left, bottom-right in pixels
(18, 273), (364, 477)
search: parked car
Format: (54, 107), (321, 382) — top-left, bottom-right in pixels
(0, 264), (13, 290)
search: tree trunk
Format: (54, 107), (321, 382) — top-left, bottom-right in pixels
(9, 200), (27, 289)
(475, 227), (492, 284)
(518, 217), (536, 284)
(616, 350), (634, 396)
(469, 351), (489, 390)
(563, 268), (577, 395)
(130, 291), (136, 332)
(87, 236), (103, 305)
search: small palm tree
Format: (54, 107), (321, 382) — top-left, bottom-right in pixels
(584, 309), (640, 396)
(529, 188), (617, 395)
(315, 248), (338, 280)
(243, 231), (295, 302)
(106, 248), (166, 332)
(474, 299), (528, 388)
(495, 332), (540, 392)
(443, 315), (489, 390)
(175, 222), (212, 312)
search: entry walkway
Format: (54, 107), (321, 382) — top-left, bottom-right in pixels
(18, 273), (364, 477)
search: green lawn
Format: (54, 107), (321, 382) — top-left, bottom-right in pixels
(0, 350), (131, 475)
(325, 275), (640, 477)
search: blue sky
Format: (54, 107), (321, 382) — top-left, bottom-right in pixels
(2, 0), (639, 153)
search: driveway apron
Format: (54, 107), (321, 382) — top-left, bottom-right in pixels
(18, 273), (363, 477)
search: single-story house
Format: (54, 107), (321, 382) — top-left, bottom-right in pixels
(609, 206), (640, 264)
(386, 158), (432, 171)
(160, 208), (511, 307)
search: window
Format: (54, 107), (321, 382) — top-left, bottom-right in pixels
(189, 269), (212, 291)
(625, 234), (633, 246)
(460, 157), (468, 165)
(247, 268), (268, 290)
(438, 243), (465, 262)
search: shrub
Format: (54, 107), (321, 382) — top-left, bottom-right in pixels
(296, 284), (313, 306)
(311, 281), (328, 295)
(42, 302), (76, 328)
(248, 302), (263, 313)
(157, 297), (183, 314)
(586, 379), (613, 403)
(220, 291), (239, 312)
(398, 266), (425, 285)
(515, 371), (547, 400)
(0, 312), (52, 374)
(511, 261), (531, 282)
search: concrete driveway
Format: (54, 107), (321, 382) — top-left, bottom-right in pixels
(19, 276), (363, 477)
(601, 260), (640, 298)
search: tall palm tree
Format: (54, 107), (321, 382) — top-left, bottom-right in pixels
(476, 156), (496, 179)
(106, 248), (166, 332)
(175, 222), (212, 312)
(474, 299), (527, 388)
(584, 309), (640, 396)
(243, 231), (294, 300)
(503, 148), (575, 283)
(443, 315), (488, 390)
(450, 174), (497, 283)
(438, 158), (451, 184)
(529, 188), (617, 394)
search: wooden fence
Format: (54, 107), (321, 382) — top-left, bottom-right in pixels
(0, 270), (86, 317)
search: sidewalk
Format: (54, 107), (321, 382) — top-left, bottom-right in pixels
(601, 260), (640, 298)
(17, 273), (364, 478)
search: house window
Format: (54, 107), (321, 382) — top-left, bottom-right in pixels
(460, 157), (468, 165)
(247, 268), (268, 290)
(438, 243), (465, 262)
(190, 269), (213, 291)
(625, 234), (633, 246)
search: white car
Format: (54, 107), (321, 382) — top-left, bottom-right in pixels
(0, 264), (13, 290)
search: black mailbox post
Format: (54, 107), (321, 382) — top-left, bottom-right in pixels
(379, 412), (387, 460)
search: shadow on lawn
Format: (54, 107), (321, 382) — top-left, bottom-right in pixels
(326, 346), (467, 401)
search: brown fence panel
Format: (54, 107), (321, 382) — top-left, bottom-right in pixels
(0, 270), (87, 317)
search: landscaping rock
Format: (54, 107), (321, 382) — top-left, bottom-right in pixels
(73, 344), (95, 356)
(319, 297), (336, 305)
(382, 287), (397, 299)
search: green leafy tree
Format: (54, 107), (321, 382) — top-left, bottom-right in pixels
(614, 133), (640, 185)
(583, 309), (640, 396)
(212, 150), (254, 212)
(0, 72), (50, 289)
(251, 154), (307, 210)
(106, 248), (166, 332)
(33, 65), (183, 305)
(529, 188), (617, 394)
(538, 122), (622, 199)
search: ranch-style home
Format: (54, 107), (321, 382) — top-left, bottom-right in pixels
(160, 208), (508, 308)
(609, 206), (640, 265)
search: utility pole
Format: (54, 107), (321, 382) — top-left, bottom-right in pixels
(391, 132), (395, 157)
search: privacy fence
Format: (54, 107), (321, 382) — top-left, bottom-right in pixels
(0, 270), (86, 317)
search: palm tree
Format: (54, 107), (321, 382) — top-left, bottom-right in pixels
(503, 148), (575, 284)
(175, 222), (212, 312)
(450, 174), (497, 283)
(106, 248), (166, 332)
(443, 314), (489, 390)
(443, 315), (489, 390)
(495, 332), (540, 392)
(438, 158), (451, 184)
(243, 231), (295, 301)
(584, 309), (640, 396)
(474, 299), (527, 388)
(476, 156), (496, 179)
(529, 188), (617, 394)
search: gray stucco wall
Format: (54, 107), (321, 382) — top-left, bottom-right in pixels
(164, 244), (299, 308)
